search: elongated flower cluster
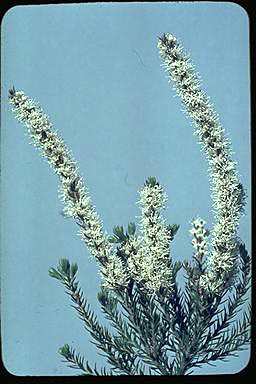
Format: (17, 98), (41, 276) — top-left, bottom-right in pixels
(137, 177), (173, 292)
(8, 88), (129, 290)
(157, 34), (246, 292)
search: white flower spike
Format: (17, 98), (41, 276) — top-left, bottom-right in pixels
(157, 33), (246, 292)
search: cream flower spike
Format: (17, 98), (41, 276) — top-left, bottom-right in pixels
(8, 89), (129, 290)
(157, 34), (246, 292)
(137, 176), (174, 293)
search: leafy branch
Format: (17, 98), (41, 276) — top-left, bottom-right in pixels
(49, 260), (138, 375)
(58, 344), (113, 376)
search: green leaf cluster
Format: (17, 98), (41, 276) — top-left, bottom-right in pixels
(49, 240), (250, 375)
(49, 258), (78, 281)
(144, 176), (159, 187)
(108, 223), (136, 244)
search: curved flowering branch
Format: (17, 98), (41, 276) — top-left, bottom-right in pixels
(8, 87), (129, 290)
(157, 34), (246, 292)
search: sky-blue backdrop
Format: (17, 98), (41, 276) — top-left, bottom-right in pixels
(1, 2), (250, 376)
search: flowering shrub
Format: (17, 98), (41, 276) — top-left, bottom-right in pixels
(8, 34), (250, 376)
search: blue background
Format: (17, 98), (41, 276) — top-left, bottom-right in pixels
(1, 2), (251, 376)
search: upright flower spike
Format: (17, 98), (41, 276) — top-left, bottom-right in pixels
(138, 177), (173, 293)
(157, 34), (246, 292)
(8, 89), (129, 290)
